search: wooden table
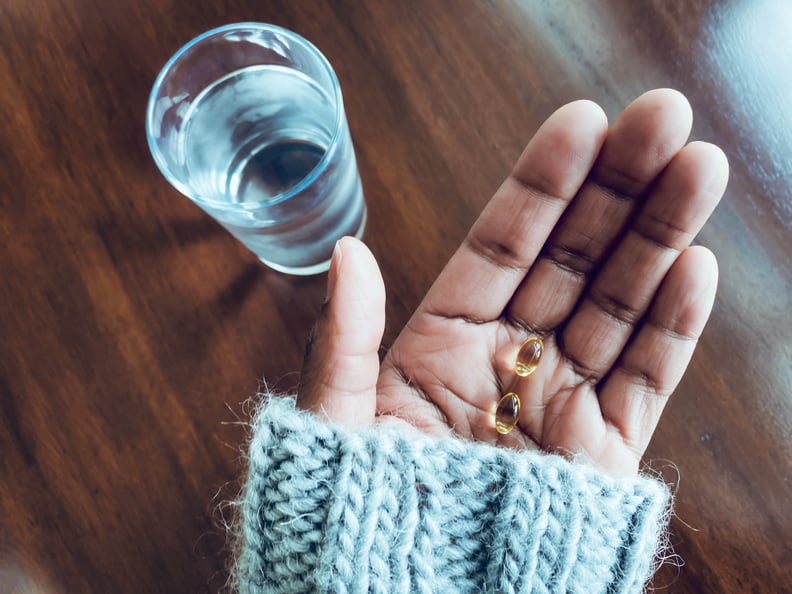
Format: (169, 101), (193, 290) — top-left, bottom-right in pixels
(1, 1), (789, 592)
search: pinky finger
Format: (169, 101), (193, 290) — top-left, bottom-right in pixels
(598, 245), (719, 456)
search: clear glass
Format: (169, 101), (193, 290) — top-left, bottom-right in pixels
(146, 23), (366, 275)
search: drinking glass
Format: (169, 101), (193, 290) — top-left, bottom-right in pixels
(146, 23), (366, 275)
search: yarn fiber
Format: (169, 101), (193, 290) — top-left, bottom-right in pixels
(235, 396), (669, 594)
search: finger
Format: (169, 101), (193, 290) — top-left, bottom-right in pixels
(296, 237), (385, 426)
(417, 99), (608, 322)
(598, 245), (719, 456)
(506, 88), (694, 334)
(560, 141), (728, 381)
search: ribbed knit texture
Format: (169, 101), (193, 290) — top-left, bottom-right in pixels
(234, 396), (669, 594)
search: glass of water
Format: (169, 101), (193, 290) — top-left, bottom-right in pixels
(146, 23), (366, 275)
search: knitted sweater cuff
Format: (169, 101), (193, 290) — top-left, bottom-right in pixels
(235, 396), (670, 594)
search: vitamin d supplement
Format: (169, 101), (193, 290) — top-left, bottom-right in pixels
(515, 336), (543, 377)
(495, 392), (521, 435)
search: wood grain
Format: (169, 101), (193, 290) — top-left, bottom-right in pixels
(1, 0), (789, 592)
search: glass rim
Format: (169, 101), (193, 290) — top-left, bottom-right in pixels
(145, 22), (345, 209)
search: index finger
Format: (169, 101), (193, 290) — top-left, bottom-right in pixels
(418, 99), (608, 323)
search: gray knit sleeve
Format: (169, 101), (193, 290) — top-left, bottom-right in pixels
(234, 397), (669, 594)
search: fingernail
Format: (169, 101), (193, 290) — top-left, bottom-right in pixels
(325, 240), (343, 302)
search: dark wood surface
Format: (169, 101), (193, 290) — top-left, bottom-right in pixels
(1, 1), (790, 592)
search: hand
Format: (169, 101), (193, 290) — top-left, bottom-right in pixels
(297, 89), (728, 477)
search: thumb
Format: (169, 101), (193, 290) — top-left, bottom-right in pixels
(296, 236), (385, 426)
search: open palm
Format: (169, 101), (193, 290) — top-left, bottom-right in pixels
(297, 89), (728, 477)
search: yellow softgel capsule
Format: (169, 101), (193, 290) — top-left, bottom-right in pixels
(495, 392), (521, 435)
(515, 336), (543, 377)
